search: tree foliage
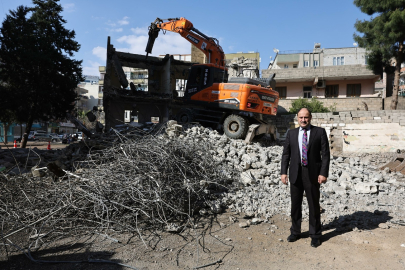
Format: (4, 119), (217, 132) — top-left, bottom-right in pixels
(289, 97), (330, 114)
(353, 0), (405, 109)
(0, 0), (83, 147)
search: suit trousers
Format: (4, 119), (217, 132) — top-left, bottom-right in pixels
(290, 165), (321, 239)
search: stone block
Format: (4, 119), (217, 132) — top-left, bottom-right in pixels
(355, 183), (378, 194)
(335, 187), (347, 196)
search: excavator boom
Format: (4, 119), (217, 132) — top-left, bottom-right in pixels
(146, 17), (225, 66)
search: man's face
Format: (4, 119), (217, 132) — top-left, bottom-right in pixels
(297, 108), (311, 129)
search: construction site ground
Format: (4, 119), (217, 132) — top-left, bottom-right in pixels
(1, 210), (404, 270)
(1, 139), (404, 270)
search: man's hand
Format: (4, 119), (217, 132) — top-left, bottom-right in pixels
(281, 174), (288, 185)
(318, 175), (327, 184)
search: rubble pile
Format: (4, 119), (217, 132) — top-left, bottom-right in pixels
(1, 122), (405, 255)
(173, 125), (405, 229)
(0, 128), (237, 252)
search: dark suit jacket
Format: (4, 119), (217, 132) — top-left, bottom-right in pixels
(281, 125), (330, 184)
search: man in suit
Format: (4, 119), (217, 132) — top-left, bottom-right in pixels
(281, 108), (330, 248)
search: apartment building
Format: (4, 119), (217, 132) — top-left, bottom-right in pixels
(76, 75), (100, 111)
(262, 44), (382, 112)
(74, 87), (89, 112)
(400, 63), (405, 97)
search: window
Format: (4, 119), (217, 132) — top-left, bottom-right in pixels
(303, 61), (309, 67)
(99, 86), (104, 93)
(325, 85), (339, 98)
(293, 64), (298, 68)
(303, 86), (312, 98)
(124, 110), (131, 122)
(284, 64), (289, 69)
(333, 56), (345, 66)
(125, 72), (131, 79)
(313, 60), (319, 67)
(275, 87), (287, 99)
(347, 84), (361, 97)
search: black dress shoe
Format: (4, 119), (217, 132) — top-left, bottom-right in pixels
(310, 238), (321, 247)
(287, 234), (300, 242)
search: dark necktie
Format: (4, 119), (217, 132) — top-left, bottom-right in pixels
(302, 129), (308, 166)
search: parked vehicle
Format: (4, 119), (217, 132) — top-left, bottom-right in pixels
(32, 134), (59, 142)
(28, 130), (46, 140)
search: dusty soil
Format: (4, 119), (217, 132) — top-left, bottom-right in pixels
(1, 210), (404, 270)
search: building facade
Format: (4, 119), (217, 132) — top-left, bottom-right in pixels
(262, 44), (381, 112)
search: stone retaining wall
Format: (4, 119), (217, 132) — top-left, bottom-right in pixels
(278, 97), (382, 113)
(384, 96), (405, 110)
(268, 110), (405, 154)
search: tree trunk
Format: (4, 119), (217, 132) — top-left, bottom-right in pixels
(21, 116), (34, 148)
(1, 123), (10, 144)
(391, 42), (404, 110)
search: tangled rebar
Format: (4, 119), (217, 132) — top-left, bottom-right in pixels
(0, 129), (238, 259)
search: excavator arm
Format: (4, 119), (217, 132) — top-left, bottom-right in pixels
(146, 17), (225, 66)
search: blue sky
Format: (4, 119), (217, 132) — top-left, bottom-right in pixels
(0, 0), (370, 76)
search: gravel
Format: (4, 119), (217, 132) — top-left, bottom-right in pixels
(174, 124), (405, 230)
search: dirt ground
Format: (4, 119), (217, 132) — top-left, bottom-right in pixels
(1, 210), (404, 270)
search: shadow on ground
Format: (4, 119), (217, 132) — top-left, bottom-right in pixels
(299, 210), (392, 243)
(0, 242), (125, 270)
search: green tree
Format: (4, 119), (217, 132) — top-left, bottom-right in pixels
(0, 0), (83, 148)
(353, 0), (405, 110)
(0, 101), (16, 144)
(289, 97), (330, 114)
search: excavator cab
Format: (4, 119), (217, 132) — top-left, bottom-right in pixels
(184, 64), (227, 98)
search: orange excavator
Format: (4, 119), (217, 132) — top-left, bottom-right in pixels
(146, 17), (279, 141)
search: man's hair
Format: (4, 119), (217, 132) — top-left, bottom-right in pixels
(297, 107), (312, 116)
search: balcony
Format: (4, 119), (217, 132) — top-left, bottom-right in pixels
(99, 80), (104, 85)
(132, 78), (146, 84)
(99, 66), (106, 73)
(98, 92), (103, 99)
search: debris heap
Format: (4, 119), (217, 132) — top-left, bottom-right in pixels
(0, 127), (237, 252)
(1, 122), (405, 256)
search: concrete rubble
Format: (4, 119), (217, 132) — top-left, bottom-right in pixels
(172, 124), (405, 230)
(1, 122), (405, 233)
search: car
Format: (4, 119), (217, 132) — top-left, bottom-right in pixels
(32, 134), (59, 142)
(28, 130), (46, 140)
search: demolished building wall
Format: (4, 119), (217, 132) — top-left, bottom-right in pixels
(226, 56), (259, 79)
(103, 37), (194, 130)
